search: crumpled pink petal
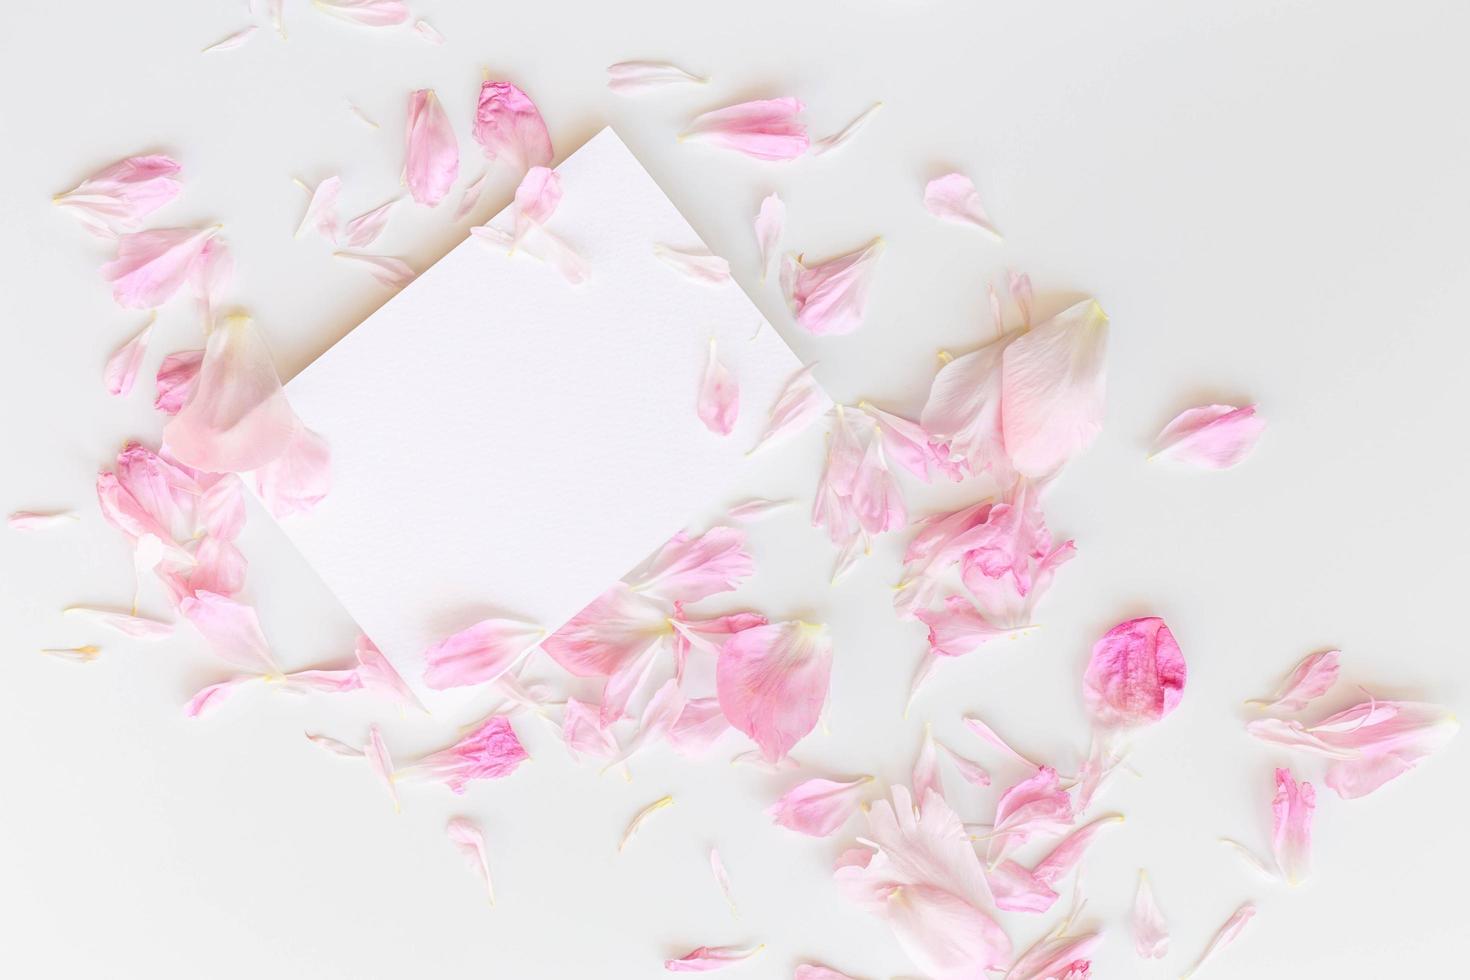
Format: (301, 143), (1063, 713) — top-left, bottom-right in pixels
(445, 815), (494, 903)
(754, 192), (784, 281)
(473, 81), (553, 172)
(681, 98), (808, 161)
(423, 617), (543, 690)
(917, 595), (1009, 658)
(632, 526), (754, 603)
(1132, 870), (1169, 959)
(1270, 768), (1315, 885)
(163, 313), (302, 473)
(179, 590), (281, 674)
(54, 154), (182, 238)
(1082, 617), (1186, 729)
(768, 775), (873, 837)
(1000, 299), (1109, 479)
(986, 766), (1074, 865)
(782, 239), (883, 336)
(154, 350), (203, 415)
(313, 0), (409, 27)
(717, 621), (833, 762)
(957, 482), (1074, 629)
(1247, 650), (1339, 713)
(750, 364), (831, 454)
(697, 338), (739, 435)
(252, 426), (331, 518)
(400, 715), (528, 793)
(924, 173), (1001, 241)
(1152, 404), (1265, 468)
(104, 316), (154, 396)
(664, 945), (762, 973)
(102, 226), (220, 309)
(404, 89), (459, 206)
(1181, 902), (1255, 980)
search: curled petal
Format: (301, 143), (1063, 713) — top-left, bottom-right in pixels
(365, 724), (399, 810)
(314, 0), (409, 26)
(750, 363), (831, 454)
(446, 816), (494, 903)
(986, 860), (1058, 914)
(104, 315), (154, 396)
(422, 618), (543, 690)
(102, 226), (219, 309)
(1132, 870), (1169, 959)
(1000, 299), (1109, 479)
(473, 81), (553, 171)
(697, 338), (740, 435)
(768, 775), (872, 837)
(1246, 649), (1340, 712)
(404, 89), (458, 206)
(961, 714), (1042, 769)
(783, 239), (883, 336)
(716, 621), (833, 762)
(682, 98), (808, 161)
(63, 606), (173, 640)
(924, 173), (1001, 240)
(664, 945), (762, 973)
(1270, 768), (1315, 885)
(620, 794), (674, 852)
(1181, 903), (1255, 980)
(1082, 617), (1186, 729)
(753, 192), (784, 281)
(812, 102), (882, 156)
(1151, 404), (1265, 468)
(708, 847), (737, 914)
(180, 590), (281, 674)
(654, 244), (731, 285)
(606, 61), (707, 93)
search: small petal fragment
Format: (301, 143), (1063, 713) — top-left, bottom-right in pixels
(314, 0), (410, 28)
(682, 98), (809, 161)
(333, 251), (416, 288)
(9, 510), (79, 530)
(253, 426), (332, 518)
(717, 621), (833, 762)
(1082, 616), (1186, 729)
(102, 226), (219, 309)
(812, 102), (882, 156)
(917, 595), (1010, 659)
(1246, 650), (1340, 713)
(63, 606), (173, 640)
(446, 816), (495, 903)
(654, 244), (731, 285)
(202, 26), (258, 53)
(413, 19), (445, 43)
(709, 847), (737, 914)
(365, 724), (399, 810)
(1270, 768), (1315, 884)
(1132, 871), (1169, 959)
(726, 497), (792, 520)
(1031, 813), (1123, 886)
(795, 967), (860, 980)
(1151, 404), (1265, 468)
(698, 339), (740, 436)
(404, 89), (458, 206)
(768, 775), (872, 837)
(104, 316), (154, 396)
(607, 61), (707, 93)
(340, 198), (398, 248)
(665, 945), (762, 973)
(783, 239), (883, 336)
(294, 175), (341, 240)
(962, 715), (1042, 769)
(423, 618), (543, 690)
(1181, 902), (1255, 980)
(754, 193), (784, 281)
(750, 364), (831, 454)
(924, 173), (1001, 240)
(473, 81), (553, 172)
(620, 794), (674, 852)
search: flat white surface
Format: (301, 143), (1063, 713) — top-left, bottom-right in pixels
(1, 2), (1467, 979)
(275, 127), (809, 705)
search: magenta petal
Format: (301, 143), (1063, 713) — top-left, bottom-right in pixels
(1152, 404), (1265, 468)
(473, 81), (553, 171)
(422, 618), (543, 690)
(682, 98), (808, 161)
(404, 89), (459, 206)
(716, 621), (832, 762)
(1082, 616), (1186, 729)
(783, 239), (883, 336)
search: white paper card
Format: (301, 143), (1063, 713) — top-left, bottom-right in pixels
(274, 128), (814, 701)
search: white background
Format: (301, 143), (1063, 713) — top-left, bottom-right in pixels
(1, 2), (1467, 978)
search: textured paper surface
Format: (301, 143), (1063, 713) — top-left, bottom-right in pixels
(273, 128), (816, 701)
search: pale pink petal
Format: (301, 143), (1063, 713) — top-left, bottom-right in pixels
(606, 61), (707, 93)
(654, 243), (732, 285)
(717, 621), (833, 762)
(511, 165), (563, 249)
(333, 251), (416, 288)
(102, 226), (219, 309)
(188, 237), (233, 328)
(1181, 902), (1255, 980)
(912, 725), (941, 804)
(542, 582), (669, 677)
(346, 100), (379, 129)
(1082, 616), (1186, 729)
(8, 510), (79, 530)
(154, 350), (203, 415)
(403, 89), (458, 206)
(783, 239), (883, 336)
(1270, 768), (1315, 885)
(962, 714), (1042, 769)
(924, 173), (1001, 241)
(986, 860), (1059, 914)
(314, 0), (409, 27)
(666, 697), (733, 757)
(422, 618), (543, 690)
(63, 605), (173, 640)
(339, 198), (398, 248)
(179, 590), (281, 674)
(1007, 271), (1034, 328)
(202, 25), (258, 53)
(413, 18), (445, 44)
(562, 697), (620, 762)
(632, 526), (753, 603)
(400, 715), (528, 793)
(252, 426), (331, 518)
(682, 98), (808, 161)
(917, 595), (1011, 659)
(620, 794), (674, 852)
(184, 676), (254, 717)
(725, 497), (793, 520)
(754, 192), (784, 281)
(294, 175), (340, 240)
(938, 742), (991, 787)
(920, 335), (1009, 474)
(354, 635), (424, 711)
(104, 316), (154, 396)
(812, 102), (882, 156)
(365, 724), (399, 810)
(55, 154), (182, 236)
(446, 816), (494, 903)
(1151, 404), (1265, 469)
(850, 437), (906, 535)
(769, 775), (872, 837)
(452, 172), (487, 222)
(1000, 298), (1109, 478)
(795, 967), (860, 980)
(163, 313), (302, 473)
(750, 363), (832, 454)
(1031, 813), (1123, 886)
(1005, 928), (1100, 980)
(709, 847), (737, 914)
(1132, 870), (1169, 959)
(1246, 650), (1340, 712)
(986, 766), (1074, 865)
(696, 338), (740, 436)
(470, 223), (590, 284)
(473, 81), (553, 172)
(665, 945), (762, 973)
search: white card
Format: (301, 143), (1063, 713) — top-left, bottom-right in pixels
(273, 128), (816, 702)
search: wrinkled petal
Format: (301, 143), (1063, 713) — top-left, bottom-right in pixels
(924, 173), (1001, 241)
(1000, 299), (1109, 479)
(606, 60), (707, 93)
(665, 945), (762, 973)
(697, 338), (740, 435)
(620, 794), (674, 851)
(783, 239), (883, 336)
(422, 617), (543, 690)
(403, 89), (458, 206)
(1181, 903), (1255, 980)
(754, 193), (784, 281)
(446, 816), (494, 903)
(1132, 871), (1169, 959)
(333, 251), (415, 288)
(1270, 768), (1315, 885)
(1246, 650), (1340, 713)
(812, 102), (882, 156)
(1082, 616), (1186, 729)
(1151, 404), (1265, 468)
(768, 775), (872, 837)
(180, 590), (281, 674)
(104, 315), (154, 396)
(102, 226), (219, 309)
(750, 363), (831, 453)
(294, 175), (340, 240)
(63, 605), (173, 640)
(339, 198), (398, 248)
(654, 243), (731, 285)
(682, 98), (808, 161)
(402, 715), (528, 794)
(717, 621), (833, 762)
(55, 154), (182, 236)
(473, 81), (553, 171)
(632, 526), (753, 603)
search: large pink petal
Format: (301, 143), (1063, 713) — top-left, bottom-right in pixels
(681, 98), (808, 161)
(473, 81), (553, 171)
(404, 89), (459, 206)
(783, 239), (884, 336)
(697, 338), (739, 436)
(1082, 616), (1186, 729)
(1000, 299), (1109, 479)
(102, 226), (219, 309)
(541, 582), (669, 677)
(923, 173), (1001, 240)
(1152, 404), (1265, 468)
(55, 154), (182, 236)
(716, 621), (833, 762)
(768, 775), (872, 837)
(179, 590), (281, 674)
(422, 618), (543, 690)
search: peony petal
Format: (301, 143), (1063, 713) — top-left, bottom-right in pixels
(924, 173), (1001, 241)
(446, 816), (494, 903)
(782, 239), (883, 336)
(962, 714), (1042, 769)
(665, 945), (762, 973)
(354, 635), (424, 711)
(512, 166), (563, 249)
(795, 967), (860, 980)
(339, 198), (398, 248)
(606, 60), (707, 93)
(1000, 299), (1109, 479)
(413, 18), (445, 43)
(1181, 902), (1255, 980)
(333, 251), (416, 288)
(365, 724), (399, 810)
(184, 676), (254, 717)
(811, 102), (882, 156)
(404, 89), (458, 206)
(917, 595), (1013, 659)
(1151, 404), (1265, 469)
(620, 794), (674, 852)
(632, 526), (754, 603)
(346, 100), (379, 129)
(252, 426), (332, 518)
(453, 172), (487, 222)
(55, 154), (182, 237)
(753, 192), (784, 281)
(920, 334), (1009, 474)
(102, 226), (219, 309)
(294, 175), (341, 240)
(179, 590), (281, 674)
(1246, 650), (1340, 712)
(654, 243), (732, 285)
(749, 364), (831, 454)
(1131, 870), (1169, 959)
(400, 715), (528, 793)
(725, 497), (792, 521)
(104, 315), (154, 397)
(697, 338), (740, 436)
(849, 435), (907, 535)
(473, 81), (553, 172)
(709, 847), (737, 915)
(422, 618), (543, 690)
(1082, 616), (1186, 729)
(202, 25), (258, 53)
(1270, 768), (1315, 885)
(717, 621), (833, 762)
(314, 0), (410, 27)
(63, 605), (173, 640)
(8, 510), (79, 530)
(987, 766), (1074, 865)
(769, 775), (873, 837)
(886, 882), (1014, 977)
(1031, 813), (1123, 886)
(681, 98), (808, 161)
(154, 350), (204, 415)
(163, 313), (302, 473)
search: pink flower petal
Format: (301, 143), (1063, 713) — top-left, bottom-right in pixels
(294, 175), (340, 240)
(542, 582), (669, 678)
(654, 244), (732, 285)
(202, 25), (258, 53)
(1082, 616), (1186, 729)
(782, 239), (883, 336)
(446, 816), (494, 903)
(339, 198), (398, 248)
(562, 697), (619, 761)
(632, 526), (754, 603)
(606, 61), (707, 93)
(163, 313), (302, 473)
(422, 618), (543, 690)
(860, 403), (962, 483)
(717, 621), (833, 762)
(188, 238), (233, 328)
(401, 715), (528, 793)
(154, 350), (203, 415)
(95, 471), (189, 562)
(920, 334), (1009, 475)
(332, 251), (416, 288)
(104, 315), (154, 396)
(511, 165), (563, 248)
(666, 696), (733, 757)
(1006, 928), (1100, 980)
(750, 363), (831, 454)
(314, 0), (410, 28)
(102, 226), (219, 309)
(986, 766), (1074, 865)
(63, 606), (173, 640)
(413, 18), (445, 43)
(1181, 902), (1255, 980)
(708, 847), (737, 914)
(753, 192), (785, 281)
(452, 172), (487, 222)
(471, 222), (589, 284)
(923, 173), (1001, 240)
(365, 724), (399, 810)
(682, 98), (808, 161)
(1270, 768), (1315, 885)
(620, 794), (674, 851)
(811, 102), (882, 156)
(179, 590), (281, 674)
(665, 945), (762, 973)
(1132, 870), (1169, 959)
(1007, 270), (1034, 328)
(404, 89), (458, 206)
(850, 436), (906, 535)
(1152, 404), (1265, 468)
(986, 860), (1059, 914)
(697, 338), (740, 436)
(768, 775), (873, 837)
(346, 101), (379, 129)
(917, 595), (1010, 658)
(184, 676), (254, 717)
(795, 967), (861, 980)
(1030, 813), (1124, 886)
(1246, 650), (1340, 713)
(8, 510), (79, 530)
(938, 742), (992, 787)
(252, 426), (332, 518)
(725, 497), (792, 521)
(473, 81), (553, 172)
(354, 635), (424, 711)
(1000, 299), (1109, 479)
(962, 714), (1043, 769)
(54, 154), (182, 237)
